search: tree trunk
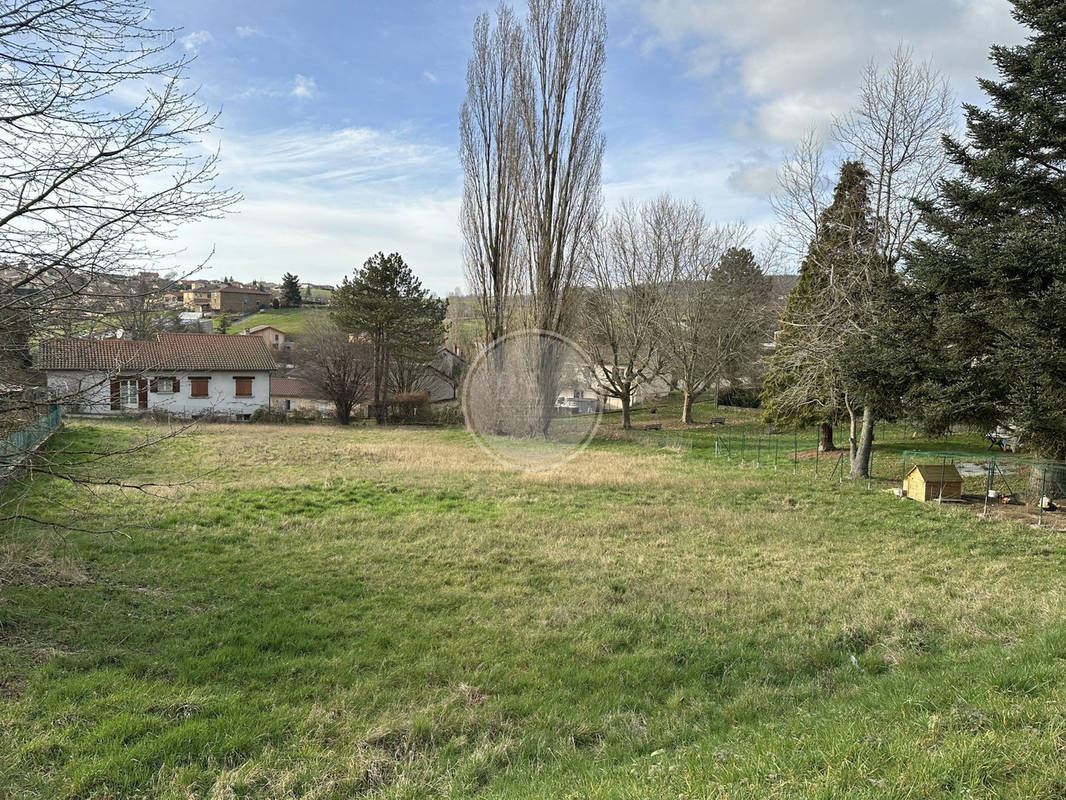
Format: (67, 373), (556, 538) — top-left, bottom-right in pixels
(681, 391), (695, 424)
(621, 392), (632, 430)
(848, 407), (858, 463)
(850, 406), (875, 479)
(337, 403), (351, 425)
(819, 422), (837, 452)
(714, 376), (721, 409)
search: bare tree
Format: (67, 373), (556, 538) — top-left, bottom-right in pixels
(0, 0), (236, 527)
(298, 319), (373, 425)
(835, 47), (954, 478)
(460, 4), (526, 353)
(835, 45), (954, 271)
(580, 201), (669, 430)
(655, 197), (753, 424)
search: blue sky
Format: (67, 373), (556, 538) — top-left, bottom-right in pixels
(151, 0), (1024, 294)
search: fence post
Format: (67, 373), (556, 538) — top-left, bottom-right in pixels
(793, 432), (798, 474)
(1039, 466), (1048, 527)
(815, 441), (820, 478)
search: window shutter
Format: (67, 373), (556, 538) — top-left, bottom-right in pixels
(110, 379), (120, 411)
(138, 378), (149, 409)
(149, 378), (157, 393)
(173, 377), (180, 393)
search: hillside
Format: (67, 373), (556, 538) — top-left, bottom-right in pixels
(227, 306), (330, 337)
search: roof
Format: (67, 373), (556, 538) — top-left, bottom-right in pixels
(906, 464), (963, 483)
(213, 286), (271, 296)
(243, 325), (286, 335)
(270, 377), (324, 400)
(37, 333), (277, 372)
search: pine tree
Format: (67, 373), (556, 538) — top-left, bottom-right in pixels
(332, 252), (447, 424)
(897, 0), (1066, 485)
(215, 312), (231, 334)
(281, 272), (302, 307)
(762, 161), (877, 452)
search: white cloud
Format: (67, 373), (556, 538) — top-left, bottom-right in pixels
(629, 0), (1024, 142)
(423, 71), (440, 85)
(181, 30), (213, 53)
(291, 74), (318, 100)
(235, 25), (263, 38)
(166, 127), (463, 294)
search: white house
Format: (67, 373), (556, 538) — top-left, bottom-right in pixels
(38, 332), (275, 420)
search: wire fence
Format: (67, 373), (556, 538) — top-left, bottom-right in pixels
(0, 405), (62, 480)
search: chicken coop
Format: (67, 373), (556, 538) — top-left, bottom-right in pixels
(904, 463), (964, 502)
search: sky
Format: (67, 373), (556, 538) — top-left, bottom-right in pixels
(148, 0), (1025, 295)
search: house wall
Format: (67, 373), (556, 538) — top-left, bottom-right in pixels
(245, 327), (290, 352)
(46, 369), (271, 418)
(211, 291), (271, 314)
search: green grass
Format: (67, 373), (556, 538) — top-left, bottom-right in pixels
(229, 306), (329, 336)
(3, 421), (1066, 798)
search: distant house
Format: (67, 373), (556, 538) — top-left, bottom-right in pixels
(37, 332), (275, 419)
(555, 366), (670, 415)
(182, 285), (273, 314)
(241, 325), (292, 352)
(270, 377), (333, 417)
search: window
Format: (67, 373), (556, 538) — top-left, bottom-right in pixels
(190, 377), (210, 398)
(153, 377), (176, 394)
(234, 377), (253, 397)
(574, 390), (584, 399)
(272, 343), (278, 349)
(273, 334), (279, 341)
(284, 399), (293, 411)
(119, 379), (139, 409)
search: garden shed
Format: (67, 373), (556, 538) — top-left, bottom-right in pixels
(904, 464), (964, 502)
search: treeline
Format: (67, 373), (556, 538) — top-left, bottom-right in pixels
(764, 0), (1066, 486)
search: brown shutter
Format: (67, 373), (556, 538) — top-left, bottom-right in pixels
(110, 379), (120, 411)
(138, 378), (149, 409)
(149, 378), (157, 393)
(172, 377), (180, 393)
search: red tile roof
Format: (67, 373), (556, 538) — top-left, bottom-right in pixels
(37, 333), (277, 372)
(269, 377), (323, 400)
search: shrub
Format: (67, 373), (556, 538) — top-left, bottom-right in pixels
(387, 392), (431, 424)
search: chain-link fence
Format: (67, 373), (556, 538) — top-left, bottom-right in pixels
(0, 404), (62, 480)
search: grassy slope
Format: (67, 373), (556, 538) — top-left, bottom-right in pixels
(228, 306), (329, 336)
(2, 422), (1066, 798)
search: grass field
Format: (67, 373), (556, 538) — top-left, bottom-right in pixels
(3, 416), (1066, 798)
(229, 306), (330, 336)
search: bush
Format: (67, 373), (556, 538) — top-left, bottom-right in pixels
(251, 407), (286, 424)
(432, 402), (464, 427)
(387, 391), (431, 424)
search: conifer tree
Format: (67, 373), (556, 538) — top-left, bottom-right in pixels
(332, 252), (447, 424)
(892, 0), (1066, 489)
(281, 272), (303, 307)
(762, 161), (877, 452)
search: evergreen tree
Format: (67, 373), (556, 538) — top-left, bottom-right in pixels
(215, 311), (231, 334)
(332, 252), (447, 424)
(890, 0), (1066, 482)
(762, 161), (877, 452)
(281, 272), (302, 307)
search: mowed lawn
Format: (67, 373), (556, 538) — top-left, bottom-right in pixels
(3, 421), (1066, 799)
